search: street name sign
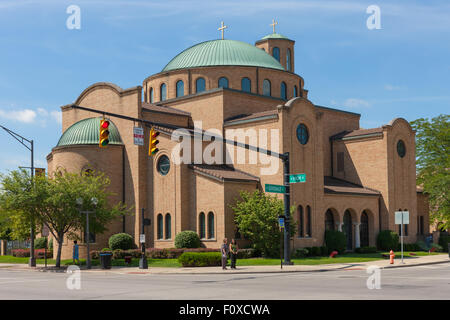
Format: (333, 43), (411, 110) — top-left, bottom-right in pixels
(395, 211), (410, 224)
(265, 184), (286, 194)
(289, 174), (306, 183)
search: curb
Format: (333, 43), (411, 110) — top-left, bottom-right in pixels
(381, 259), (450, 269)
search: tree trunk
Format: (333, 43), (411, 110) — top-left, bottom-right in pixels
(55, 235), (63, 268)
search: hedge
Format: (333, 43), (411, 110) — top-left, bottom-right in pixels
(355, 246), (377, 254)
(174, 231), (201, 249)
(34, 237), (48, 249)
(325, 230), (346, 253)
(178, 252), (222, 267)
(439, 235), (450, 252)
(376, 230), (399, 251)
(12, 249), (52, 259)
(90, 248), (222, 260)
(108, 233), (134, 251)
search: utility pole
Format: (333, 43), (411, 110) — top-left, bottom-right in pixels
(282, 152), (292, 265)
(139, 208), (148, 269)
(0, 125), (36, 267)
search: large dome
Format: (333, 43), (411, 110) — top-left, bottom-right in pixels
(56, 117), (123, 147)
(162, 39), (285, 72)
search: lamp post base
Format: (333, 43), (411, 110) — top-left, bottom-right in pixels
(29, 257), (36, 267)
(139, 257), (148, 269)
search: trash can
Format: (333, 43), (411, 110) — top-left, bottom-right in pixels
(100, 252), (112, 269)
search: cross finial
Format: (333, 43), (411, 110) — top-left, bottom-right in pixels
(218, 21), (227, 40)
(270, 19), (278, 33)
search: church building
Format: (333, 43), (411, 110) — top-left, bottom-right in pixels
(46, 24), (429, 259)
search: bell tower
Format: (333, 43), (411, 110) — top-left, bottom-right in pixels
(255, 20), (295, 72)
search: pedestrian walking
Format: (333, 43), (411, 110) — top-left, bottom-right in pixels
(221, 238), (228, 270)
(72, 240), (79, 265)
(229, 239), (238, 269)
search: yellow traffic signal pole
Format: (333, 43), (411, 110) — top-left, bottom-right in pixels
(70, 104), (292, 264)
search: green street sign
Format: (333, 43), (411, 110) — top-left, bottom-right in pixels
(265, 184), (286, 194)
(289, 174), (306, 183)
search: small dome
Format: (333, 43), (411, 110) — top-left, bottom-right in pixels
(261, 33), (292, 40)
(56, 117), (123, 147)
(162, 39), (284, 72)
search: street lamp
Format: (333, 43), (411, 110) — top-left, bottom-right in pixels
(76, 197), (97, 269)
(0, 125), (36, 267)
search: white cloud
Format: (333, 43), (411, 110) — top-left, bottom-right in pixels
(0, 109), (37, 123)
(342, 98), (370, 109)
(384, 84), (403, 91)
(0, 107), (62, 126)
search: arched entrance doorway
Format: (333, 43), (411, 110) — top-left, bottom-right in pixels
(325, 209), (335, 231)
(343, 210), (353, 250)
(360, 211), (369, 247)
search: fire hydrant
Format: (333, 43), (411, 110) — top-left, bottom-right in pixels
(389, 250), (395, 264)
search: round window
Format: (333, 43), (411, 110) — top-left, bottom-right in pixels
(157, 155), (170, 175)
(397, 140), (406, 158)
(296, 124), (309, 145)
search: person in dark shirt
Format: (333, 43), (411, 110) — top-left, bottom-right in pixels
(229, 239), (238, 269)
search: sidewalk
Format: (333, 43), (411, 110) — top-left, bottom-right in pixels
(0, 254), (448, 275)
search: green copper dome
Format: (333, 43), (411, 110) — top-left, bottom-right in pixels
(162, 39), (284, 72)
(261, 33), (291, 40)
(56, 117), (123, 147)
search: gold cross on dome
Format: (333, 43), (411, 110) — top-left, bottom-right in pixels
(270, 19), (278, 33)
(218, 21), (227, 40)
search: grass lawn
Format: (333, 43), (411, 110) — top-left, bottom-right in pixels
(0, 251), (444, 268)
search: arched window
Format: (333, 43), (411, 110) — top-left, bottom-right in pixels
(207, 212), (215, 239)
(325, 209), (335, 231)
(218, 77), (229, 88)
(157, 214), (163, 239)
(149, 87), (154, 103)
(199, 212), (206, 239)
(160, 83), (167, 101)
(360, 211), (369, 247)
(273, 47), (280, 62)
(286, 48), (291, 71)
(165, 213), (171, 239)
(298, 205), (304, 237)
(196, 77), (205, 93)
(241, 77), (251, 92)
(176, 80), (184, 97)
(263, 79), (271, 96)
(306, 205), (312, 237)
(280, 81), (287, 100)
(293, 85), (298, 97)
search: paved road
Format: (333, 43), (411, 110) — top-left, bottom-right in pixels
(0, 263), (448, 300)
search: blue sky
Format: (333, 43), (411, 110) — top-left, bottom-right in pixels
(0, 0), (449, 174)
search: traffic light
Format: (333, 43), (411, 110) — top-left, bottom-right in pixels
(99, 119), (110, 147)
(149, 127), (160, 156)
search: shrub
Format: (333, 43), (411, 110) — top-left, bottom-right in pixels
(174, 231), (201, 249)
(293, 248), (308, 258)
(178, 252), (222, 267)
(355, 246), (377, 254)
(310, 246), (322, 256)
(376, 230), (399, 251)
(108, 233), (134, 251)
(325, 230), (346, 253)
(48, 238), (53, 250)
(416, 240), (429, 251)
(430, 243), (443, 252)
(236, 248), (258, 259)
(438, 235), (450, 252)
(34, 237), (48, 249)
(113, 249), (142, 259)
(12, 249), (52, 259)
(403, 243), (422, 251)
(320, 246), (328, 256)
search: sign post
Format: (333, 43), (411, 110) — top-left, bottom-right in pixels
(395, 210), (409, 264)
(42, 225), (49, 269)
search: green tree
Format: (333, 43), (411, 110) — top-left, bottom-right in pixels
(0, 169), (129, 267)
(411, 115), (449, 230)
(231, 190), (296, 257)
